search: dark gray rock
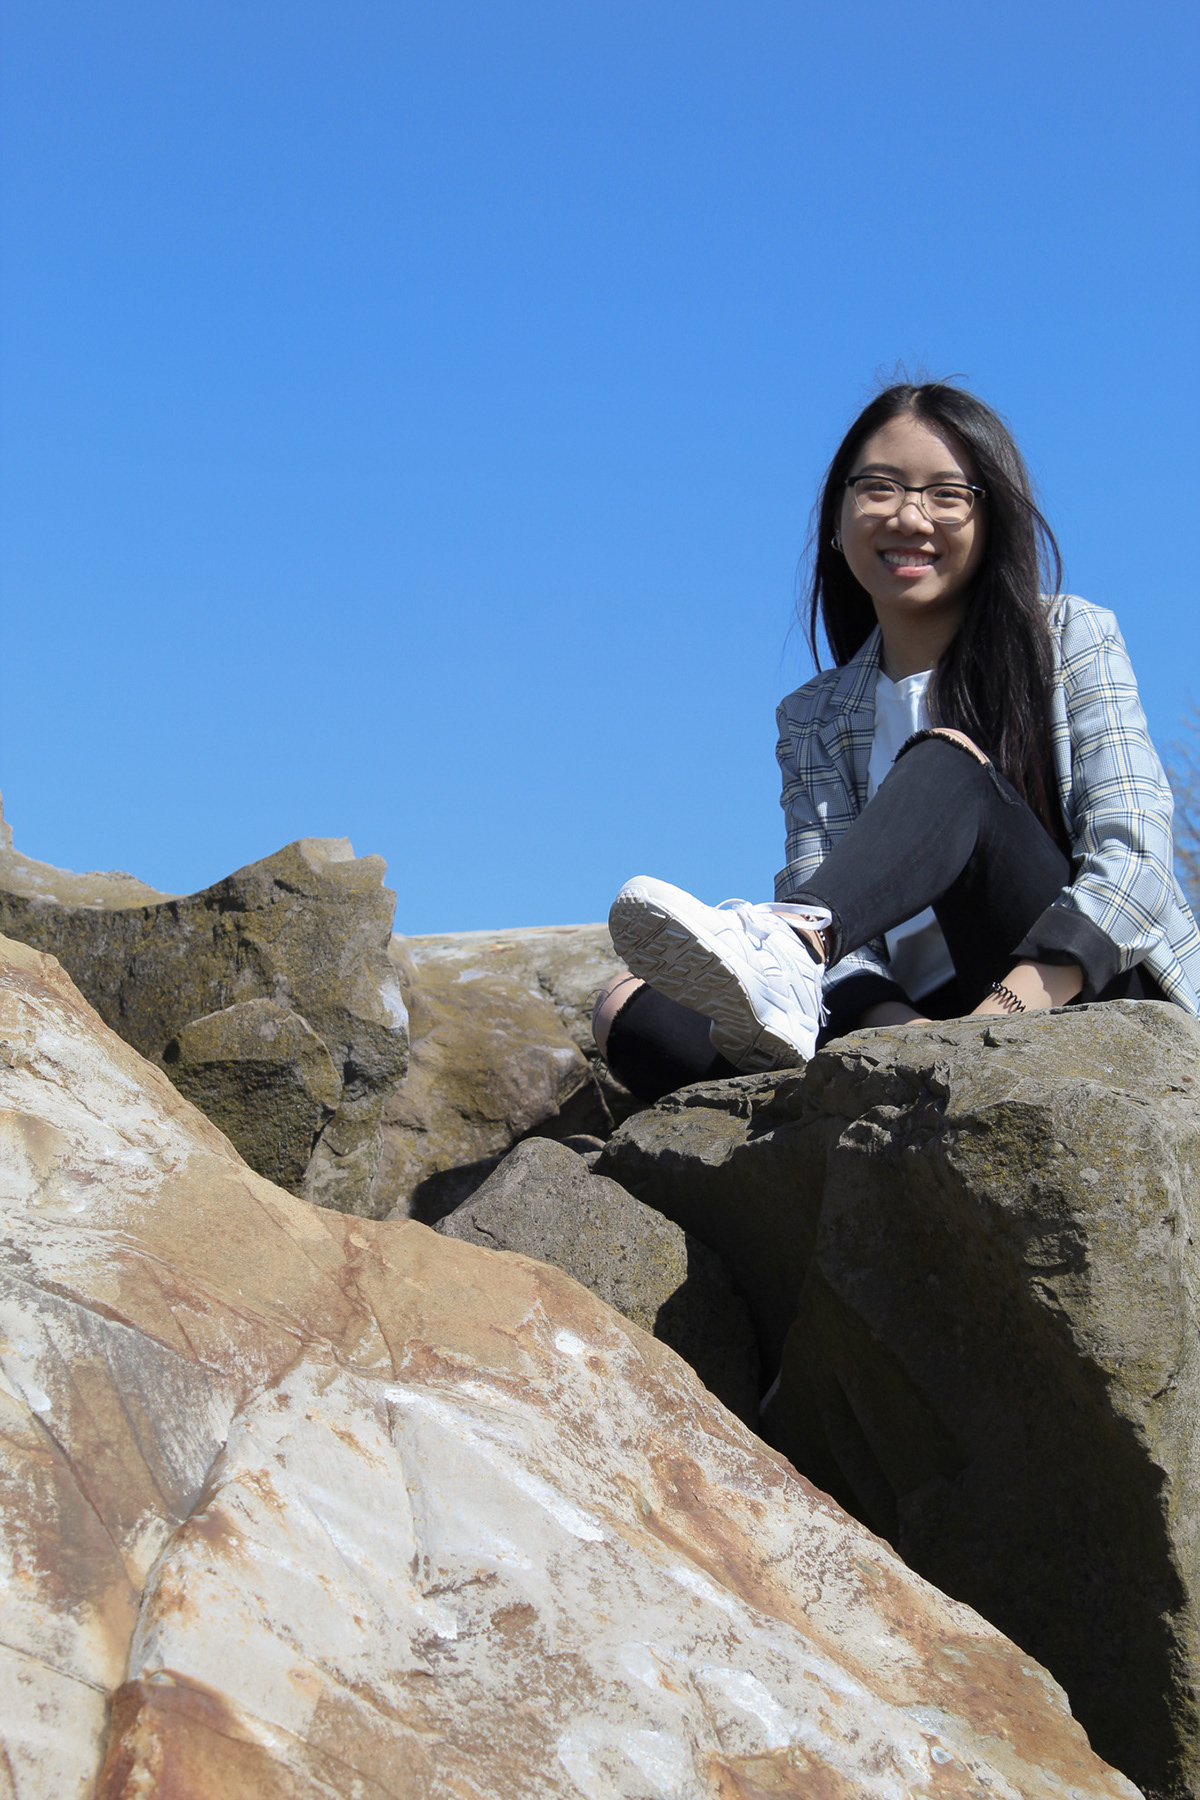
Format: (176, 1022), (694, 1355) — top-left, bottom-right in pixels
(592, 1068), (829, 1375)
(164, 998), (342, 1191)
(436, 1135), (760, 1425)
(0, 826), (408, 1215)
(595, 1002), (1200, 1800)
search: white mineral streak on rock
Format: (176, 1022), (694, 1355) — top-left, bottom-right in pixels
(0, 938), (1144, 1798)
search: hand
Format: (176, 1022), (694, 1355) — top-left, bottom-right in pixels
(971, 960), (1083, 1016)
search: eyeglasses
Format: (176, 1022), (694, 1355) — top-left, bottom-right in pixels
(845, 476), (985, 524)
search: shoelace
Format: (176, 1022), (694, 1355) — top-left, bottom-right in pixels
(715, 899), (785, 952)
(716, 898), (831, 946)
(716, 899), (831, 1023)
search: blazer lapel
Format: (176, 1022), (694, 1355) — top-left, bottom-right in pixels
(816, 629), (881, 814)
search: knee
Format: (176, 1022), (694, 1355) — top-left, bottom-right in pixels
(920, 728), (991, 766)
(592, 970), (645, 1058)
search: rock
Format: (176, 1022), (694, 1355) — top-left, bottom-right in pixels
(593, 1069), (831, 1375)
(0, 934), (1141, 1800)
(0, 815), (407, 1214)
(164, 998), (342, 1191)
(436, 1135), (760, 1424)
(596, 1002), (1200, 1798)
(405, 920), (629, 1056)
(0, 788), (172, 908)
(378, 923), (639, 1220)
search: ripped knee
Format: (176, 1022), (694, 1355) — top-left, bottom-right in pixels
(897, 726), (991, 768)
(592, 970), (645, 1057)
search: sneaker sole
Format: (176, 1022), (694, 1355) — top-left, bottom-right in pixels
(609, 888), (808, 1071)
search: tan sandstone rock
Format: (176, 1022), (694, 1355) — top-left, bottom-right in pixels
(0, 791), (171, 909)
(0, 935), (1139, 1799)
(378, 924), (637, 1219)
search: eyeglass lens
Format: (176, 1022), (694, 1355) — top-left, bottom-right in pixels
(850, 478), (975, 522)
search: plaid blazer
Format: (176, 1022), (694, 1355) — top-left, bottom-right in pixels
(774, 593), (1200, 1015)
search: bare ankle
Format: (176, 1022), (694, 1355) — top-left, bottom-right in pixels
(791, 924), (828, 964)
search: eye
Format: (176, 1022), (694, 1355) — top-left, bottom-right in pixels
(858, 479), (900, 500)
(930, 484), (971, 503)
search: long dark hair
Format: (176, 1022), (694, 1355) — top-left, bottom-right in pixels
(806, 382), (1066, 840)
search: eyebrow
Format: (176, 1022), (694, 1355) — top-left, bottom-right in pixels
(853, 461), (972, 481)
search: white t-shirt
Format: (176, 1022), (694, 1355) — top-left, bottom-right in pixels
(866, 669), (956, 1002)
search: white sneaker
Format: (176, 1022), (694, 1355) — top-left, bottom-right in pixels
(608, 876), (831, 1070)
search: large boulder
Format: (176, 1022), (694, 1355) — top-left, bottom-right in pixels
(0, 808), (407, 1214)
(436, 1135), (760, 1424)
(595, 1002), (1200, 1798)
(378, 923), (638, 1219)
(0, 935), (1139, 1800)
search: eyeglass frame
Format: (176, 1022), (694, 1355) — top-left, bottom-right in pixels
(843, 475), (986, 523)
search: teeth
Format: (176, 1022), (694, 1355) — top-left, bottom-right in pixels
(882, 552), (935, 566)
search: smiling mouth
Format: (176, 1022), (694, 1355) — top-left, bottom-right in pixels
(881, 550), (938, 568)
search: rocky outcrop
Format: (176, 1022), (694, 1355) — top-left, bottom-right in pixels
(0, 934), (1140, 1799)
(594, 1002), (1200, 1798)
(378, 923), (636, 1219)
(0, 813), (407, 1214)
(436, 1135), (760, 1424)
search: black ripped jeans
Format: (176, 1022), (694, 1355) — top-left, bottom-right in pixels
(603, 734), (1157, 1103)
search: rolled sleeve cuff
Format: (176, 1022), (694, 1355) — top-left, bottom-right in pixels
(1012, 902), (1122, 1000)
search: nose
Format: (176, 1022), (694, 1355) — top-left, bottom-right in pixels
(895, 497), (930, 531)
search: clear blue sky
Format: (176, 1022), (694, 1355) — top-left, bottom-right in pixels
(2, 2), (1197, 933)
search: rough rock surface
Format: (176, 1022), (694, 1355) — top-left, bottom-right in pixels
(595, 1002), (1200, 1798)
(0, 934), (1140, 1800)
(436, 1135), (760, 1424)
(0, 815), (407, 1214)
(378, 924), (636, 1220)
(164, 997), (343, 1191)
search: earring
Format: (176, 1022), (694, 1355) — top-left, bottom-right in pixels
(831, 532), (843, 552)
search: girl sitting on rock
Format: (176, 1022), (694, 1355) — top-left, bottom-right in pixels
(593, 380), (1200, 1103)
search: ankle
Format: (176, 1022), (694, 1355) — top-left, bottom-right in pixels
(790, 923), (828, 964)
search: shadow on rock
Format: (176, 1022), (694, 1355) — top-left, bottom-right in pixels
(597, 1001), (1200, 1799)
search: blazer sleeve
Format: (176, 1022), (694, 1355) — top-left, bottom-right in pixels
(1014, 603), (1177, 997)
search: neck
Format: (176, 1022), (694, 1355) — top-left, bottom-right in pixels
(876, 606), (965, 680)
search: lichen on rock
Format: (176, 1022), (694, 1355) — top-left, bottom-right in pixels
(0, 811), (407, 1214)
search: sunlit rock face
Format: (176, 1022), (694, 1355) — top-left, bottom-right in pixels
(0, 937), (1140, 1799)
(380, 923), (635, 1220)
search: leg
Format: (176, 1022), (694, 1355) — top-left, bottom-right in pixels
(593, 974), (737, 1103)
(606, 735), (1074, 1077)
(608, 880), (832, 1070)
(790, 734), (1073, 1009)
(591, 971), (645, 1060)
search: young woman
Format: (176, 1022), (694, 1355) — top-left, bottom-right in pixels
(594, 381), (1200, 1103)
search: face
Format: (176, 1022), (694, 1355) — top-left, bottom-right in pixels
(837, 412), (987, 635)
